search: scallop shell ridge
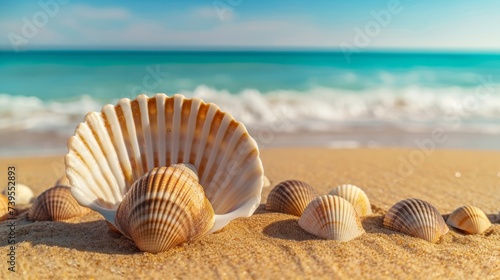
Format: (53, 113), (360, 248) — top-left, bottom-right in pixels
(298, 195), (365, 241)
(383, 198), (449, 243)
(329, 184), (372, 216)
(446, 205), (491, 234)
(66, 93), (264, 232)
(266, 180), (317, 216)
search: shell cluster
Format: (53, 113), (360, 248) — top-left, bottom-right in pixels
(266, 181), (368, 241)
(383, 198), (449, 243)
(63, 93), (264, 253)
(28, 186), (90, 221)
(447, 205), (491, 234)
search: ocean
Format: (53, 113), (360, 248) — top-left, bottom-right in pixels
(1, 50), (500, 156)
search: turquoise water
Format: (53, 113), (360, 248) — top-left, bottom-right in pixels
(1, 51), (500, 101)
(1, 51), (500, 154)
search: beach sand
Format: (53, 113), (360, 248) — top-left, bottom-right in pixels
(1, 148), (500, 279)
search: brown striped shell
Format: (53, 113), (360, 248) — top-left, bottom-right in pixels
(383, 198), (449, 243)
(298, 195), (365, 241)
(115, 165), (215, 253)
(328, 184), (372, 216)
(27, 186), (90, 221)
(266, 180), (317, 216)
(0, 194), (9, 221)
(447, 205), (491, 234)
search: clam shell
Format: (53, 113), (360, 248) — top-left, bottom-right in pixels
(383, 198), (449, 243)
(266, 180), (317, 216)
(1, 194), (9, 221)
(447, 205), (491, 234)
(66, 93), (264, 233)
(298, 195), (365, 241)
(27, 186), (90, 221)
(115, 165), (214, 253)
(2, 184), (33, 205)
(328, 184), (372, 216)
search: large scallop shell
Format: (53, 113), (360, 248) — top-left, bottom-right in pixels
(115, 165), (214, 253)
(27, 186), (90, 221)
(298, 195), (365, 241)
(447, 205), (491, 234)
(1, 194), (9, 221)
(266, 180), (317, 216)
(328, 184), (372, 216)
(66, 93), (264, 233)
(383, 198), (449, 243)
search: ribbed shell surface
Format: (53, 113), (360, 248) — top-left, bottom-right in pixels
(329, 184), (372, 216)
(0, 194), (8, 221)
(65, 94), (264, 229)
(266, 180), (317, 216)
(115, 166), (215, 253)
(447, 205), (491, 234)
(27, 186), (89, 221)
(383, 198), (449, 243)
(298, 195), (365, 241)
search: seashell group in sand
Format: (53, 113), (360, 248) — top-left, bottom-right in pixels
(28, 186), (90, 221)
(446, 205), (491, 234)
(65, 93), (264, 251)
(266, 180), (317, 216)
(115, 165), (214, 253)
(2, 184), (33, 205)
(1, 194), (9, 221)
(328, 184), (372, 216)
(298, 195), (365, 241)
(383, 198), (449, 243)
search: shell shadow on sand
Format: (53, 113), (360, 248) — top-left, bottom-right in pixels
(0, 217), (139, 255)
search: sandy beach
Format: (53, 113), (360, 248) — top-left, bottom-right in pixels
(1, 148), (500, 279)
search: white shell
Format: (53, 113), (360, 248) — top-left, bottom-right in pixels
(447, 205), (491, 234)
(329, 184), (372, 216)
(383, 198), (449, 243)
(66, 94), (264, 233)
(298, 195), (365, 241)
(2, 184), (33, 205)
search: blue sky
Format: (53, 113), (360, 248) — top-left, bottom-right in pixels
(0, 0), (499, 51)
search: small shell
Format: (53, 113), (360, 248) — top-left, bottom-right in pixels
(447, 205), (491, 234)
(1, 194), (9, 221)
(298, 195), (365, 241)
(266, 180), (317, 216)
(27, 186), (90, 221)
(2, 184), (33, 205)
(115, 165), (215, 253)
(383, 198), (449, 243)
(329, 184), (372, 216)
